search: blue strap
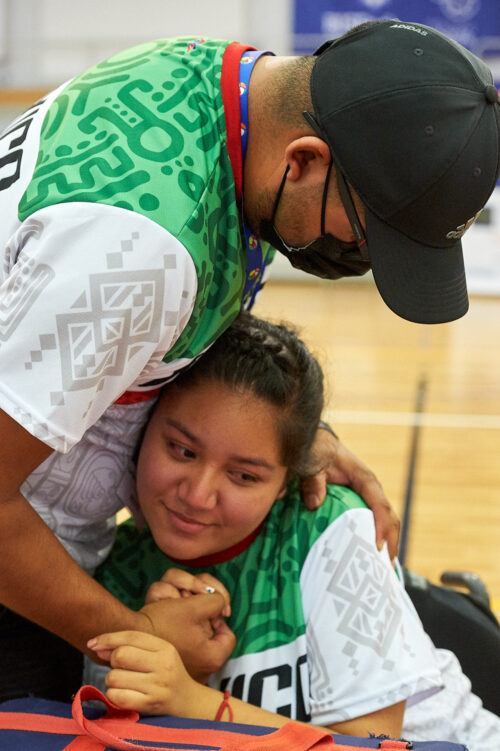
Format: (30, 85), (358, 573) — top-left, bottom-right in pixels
(239, 50), (273, 309)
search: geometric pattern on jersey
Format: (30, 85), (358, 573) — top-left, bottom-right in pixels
(17, 37), (270, 365)
(0, 201), (198, 451)
(305, 523), (416, 704)
(315, 519), (408, 668)
(32, 233), (165, 407)
(0, 219), (52, 343)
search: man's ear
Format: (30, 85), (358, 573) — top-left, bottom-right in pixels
(285, 136), (331, 181)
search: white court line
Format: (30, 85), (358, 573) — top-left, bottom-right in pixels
(324, 410), (500, 430)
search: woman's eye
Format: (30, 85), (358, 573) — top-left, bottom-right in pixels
(231, 470), (259, 484)
(169, 441), (195, 460)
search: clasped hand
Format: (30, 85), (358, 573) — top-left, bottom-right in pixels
(88, 570), (232, 715)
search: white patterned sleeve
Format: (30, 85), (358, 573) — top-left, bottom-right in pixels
(0, 202), (197, 452)
(300, 507), (443, 726)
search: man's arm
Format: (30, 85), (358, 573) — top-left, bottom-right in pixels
(0, 409), (234, 675)
(299, 426), (400, 559)
(0, 409), (152, 649)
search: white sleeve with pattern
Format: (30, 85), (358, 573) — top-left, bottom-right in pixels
(0, 202), (197, 452)
(300, 507), (443, 726)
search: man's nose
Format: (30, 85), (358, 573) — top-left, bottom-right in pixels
(178, 467), (218, 510)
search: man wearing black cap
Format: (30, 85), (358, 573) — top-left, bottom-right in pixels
(0, 20), (498, 701)
(246, 19), (500, 324)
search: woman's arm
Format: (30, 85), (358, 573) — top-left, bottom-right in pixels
(88, 630), (404, 737)
(328, 702), (405, 738)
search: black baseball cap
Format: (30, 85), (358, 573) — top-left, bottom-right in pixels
(310, 20), (500, 324)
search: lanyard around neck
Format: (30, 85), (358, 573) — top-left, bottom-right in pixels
(239, 49), (273, 309)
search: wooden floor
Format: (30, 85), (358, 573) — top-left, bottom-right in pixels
(256, 279), (500, 617)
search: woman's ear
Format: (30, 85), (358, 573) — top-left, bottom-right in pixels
(276, 470), (293, 499)
(284, 136), (331, 181)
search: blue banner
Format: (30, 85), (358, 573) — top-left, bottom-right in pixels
(293, 0), (500, 62)
(293, 0), (500, 290)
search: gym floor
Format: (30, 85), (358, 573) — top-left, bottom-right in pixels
(256, 279), (500, 619)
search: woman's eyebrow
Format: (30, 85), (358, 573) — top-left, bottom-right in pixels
(229, 454), (275, 471)
(165, 418), (199, 443)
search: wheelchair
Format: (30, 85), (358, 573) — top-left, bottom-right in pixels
(404, 567), (500, 717)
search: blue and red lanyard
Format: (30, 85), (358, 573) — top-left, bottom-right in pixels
(239, 49), (273, 309)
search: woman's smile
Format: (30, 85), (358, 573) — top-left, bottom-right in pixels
(165, 505), (215, 534)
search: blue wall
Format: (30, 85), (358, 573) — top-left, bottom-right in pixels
(294, 0), (500, 63)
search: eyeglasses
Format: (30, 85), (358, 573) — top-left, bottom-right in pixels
(302, 110), (369, 261)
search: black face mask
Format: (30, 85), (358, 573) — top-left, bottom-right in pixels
(259, 163), (371, 280)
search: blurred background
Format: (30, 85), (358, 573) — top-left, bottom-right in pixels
(1, 0), (498, 612)
(0, 0), (498, 89)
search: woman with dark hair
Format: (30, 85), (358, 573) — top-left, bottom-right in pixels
(87, 313), (499, 748)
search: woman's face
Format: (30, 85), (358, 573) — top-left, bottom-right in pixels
(136, 379), (288, 560)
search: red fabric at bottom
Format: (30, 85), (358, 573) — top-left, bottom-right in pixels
(0, 685), (335, 751)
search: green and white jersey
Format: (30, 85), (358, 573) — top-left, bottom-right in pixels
(93, 484), (442, 725)
(0, 37), (262, 453)
(0, 37), (271, 572)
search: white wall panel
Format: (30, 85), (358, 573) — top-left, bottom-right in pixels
(40, 0), (247, 42)
(3, 0), (291, 88)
